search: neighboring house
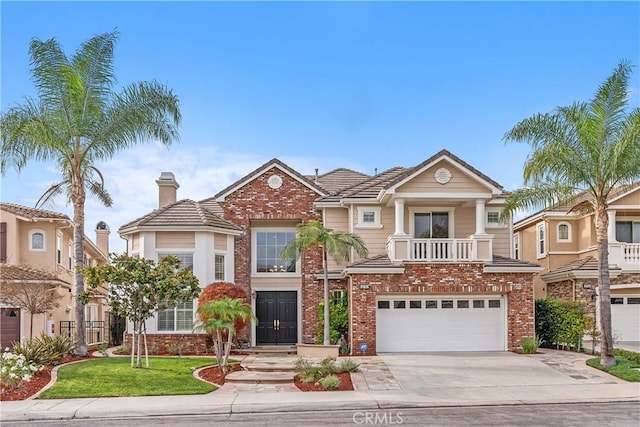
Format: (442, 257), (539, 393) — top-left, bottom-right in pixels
(513, 183), (640, 342)
(119, 150), (540, 355)
(0, 202), (110, 349)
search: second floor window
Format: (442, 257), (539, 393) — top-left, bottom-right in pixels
(30, 230), (45, 251)
(414, 212), (449, 238)
(158, 252), (194, 272)
(557, 223), (571, 241)
(255, 230), (296, 273)
(513, 234), (519, 260)
(536, 223), (546, 257)
(56, 235), (62, 263)
(616, 221), (640, 243)
(214, 254), (225, 281)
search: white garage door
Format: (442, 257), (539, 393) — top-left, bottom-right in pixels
(611, 296), (640, 342)
(376, 296), (506, 352)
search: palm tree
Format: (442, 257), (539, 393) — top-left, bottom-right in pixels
(0, 32), (181, 355)
(501, 60), (640, 367)
(281, 219), (368, 346)
(195, 297), (256, 373)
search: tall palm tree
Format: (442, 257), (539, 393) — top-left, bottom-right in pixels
(501, 60), (640, 367)
(0, 32), (181, 355)
(281, 219), (368, 346)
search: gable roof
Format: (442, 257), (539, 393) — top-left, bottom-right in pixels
(214, 158), (327, 201)
(0, 202), (70, 221)
(385, 149), (504, 195)
(317, 167), (408, 202)
(118, 199), (243, 234)
(305, 168), (371, 195)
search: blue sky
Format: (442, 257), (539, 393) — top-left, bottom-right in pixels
(2, 1), (639, 253)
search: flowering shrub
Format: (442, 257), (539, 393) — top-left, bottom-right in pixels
(0, 350), (43, 390)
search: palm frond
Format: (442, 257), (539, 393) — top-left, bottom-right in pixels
(35, 180), (69, 208)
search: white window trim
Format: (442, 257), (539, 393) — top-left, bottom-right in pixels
(536, 223), (546, 259)
(156, 250), (195, 272)
(556, 222), (572, 243)
(356, 206), (383, 229)
(251, 227), (301, 278)
(156, 300), (195, 333)
(486, 208), (506, 229)
(29, 229), (46, 251)
(214, 252), (226, 282)
(56, 234), (62, 264)
(408, 207), (455, 238)
(513, 233), (520, 260)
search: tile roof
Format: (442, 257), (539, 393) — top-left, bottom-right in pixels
(347, 254), (404, 269)
(118, 199), (242, 233)
(305, 168), (371, 195)
(540, 256), (621, 280)
(0, 264), (70, 285)
(0, 202), (70, 221)
(214, 158), (327, 199)
(486, 255), (540, 268)
(318, 167), (408, 201)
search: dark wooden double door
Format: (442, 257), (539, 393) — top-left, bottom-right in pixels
(255, 291), (297, 345)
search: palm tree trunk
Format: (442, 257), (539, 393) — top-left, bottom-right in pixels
(596, 206), (616, 366)
(30, 313), (34, 339)
(323, 249), (330, 346)
(72, 187), (88, 356)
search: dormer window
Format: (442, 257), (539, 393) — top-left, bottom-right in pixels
(486, 209), (505, 228)
(357, 207), (382, 229)
(29, 230), (45, 251)
(557, 222), (571, 242)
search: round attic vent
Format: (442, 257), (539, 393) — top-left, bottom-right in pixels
(434, 167), (452, 184)
(268, 174), (283, 189)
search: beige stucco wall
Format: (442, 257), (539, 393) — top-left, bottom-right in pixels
(547, 218), (579, 253)
(351, 205), (394, 258)
(396, 160), (489, 194)
(324, 208), (350, 270)
(2, 211), (19, 265)
(250, 276), (302, 288)
(156, 231), (195, 248)
(612, 189), (640, 207)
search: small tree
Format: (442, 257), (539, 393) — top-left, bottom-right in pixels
(0, 283), (60, 339)
(197, 282), (250, 339)
(194, 297), (256, 373)
(82, 253), (199, 368)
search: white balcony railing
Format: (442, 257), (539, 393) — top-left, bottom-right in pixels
(386, 235), (493, 262)
(610, 242), (640, 270)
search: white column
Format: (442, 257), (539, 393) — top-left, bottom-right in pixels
(607, 210), (616, 242)
(394, 199), (405, 235)
(475, 199), (486, 235)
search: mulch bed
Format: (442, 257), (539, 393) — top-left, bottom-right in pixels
(1, 354), (93, 401)
(294, 372), (354, 392)
(197, 363), (243, 386)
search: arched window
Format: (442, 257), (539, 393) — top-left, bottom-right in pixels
(557, 222), (571, 242)
(29, 230), (46, 251)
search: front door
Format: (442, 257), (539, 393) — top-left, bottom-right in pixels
(255, 291), (297, 345)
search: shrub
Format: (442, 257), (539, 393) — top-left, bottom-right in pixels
(520, 337), (541, 354)
(294, 357), (313, 374)
(319, 374), (340, 390)
(336, 358), (360, 373)
(535, 299), (588, 350)
(11, 333), (75, 365)
(614, 348), (640, 365)
(198, 282), (249, 335)
(316, 294), (348, 344)
(0, 351), (42, 389)
(167, 343), (185, 356)
(320, 356), (337, 375)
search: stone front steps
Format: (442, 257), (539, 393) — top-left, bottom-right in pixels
(236, 345), (297, 356)
(225, 370), (295, 384)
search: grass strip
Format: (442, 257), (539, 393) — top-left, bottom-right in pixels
(586, 356), (640, 382)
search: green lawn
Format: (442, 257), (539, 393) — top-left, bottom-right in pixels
(586, 356), (640, 382)
(38, 357), (219, 399)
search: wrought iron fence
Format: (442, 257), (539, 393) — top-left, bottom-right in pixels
(60, 313), (125, 346)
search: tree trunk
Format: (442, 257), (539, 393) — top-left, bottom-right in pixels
(72, 184), (88, 356)
(323, 249), (330, 346)
(30, 313), (34, 339)
(596, 205), (616, 367)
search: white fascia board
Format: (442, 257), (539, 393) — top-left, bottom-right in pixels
(314, 272), (346, 280)
(609, 205), (640, 210)
(216, 163), (326, 201)
(120, 225), (244, 236)
(391, 192), (493, 200)
(313, 201), (343, 208)
(611, 283), (640, 290)
(483, 266), (542, 274)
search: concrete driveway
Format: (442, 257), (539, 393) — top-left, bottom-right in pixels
(376, 350), (622, 390)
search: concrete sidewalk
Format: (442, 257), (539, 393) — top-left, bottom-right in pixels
(1, 349), (639, 422)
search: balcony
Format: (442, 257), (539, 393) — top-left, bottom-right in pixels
(387, 235), (493, 262)
(609, 242), (640, 270)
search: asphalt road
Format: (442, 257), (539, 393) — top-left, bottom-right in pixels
(4, 402), (639, 427)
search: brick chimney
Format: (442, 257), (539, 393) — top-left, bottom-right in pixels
(95, 221), (110, 256)
(156, 172), (180, 208)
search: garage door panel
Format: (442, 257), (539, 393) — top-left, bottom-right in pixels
(376, 296), (505, 352)
(611, 296), (640, 342)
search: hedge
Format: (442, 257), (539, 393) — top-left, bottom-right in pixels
(535, 299), (588, 351)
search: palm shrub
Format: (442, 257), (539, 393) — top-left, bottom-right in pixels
(336, 358), (360, 373)
(197, 282), (249, 340)
(11, 333), (76, 365)
(319, 374), (340, 390)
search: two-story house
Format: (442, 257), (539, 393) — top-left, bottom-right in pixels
(0, 203), (110, 349)
(513, 183), (640, 343)
(119, 150), (540, 355)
